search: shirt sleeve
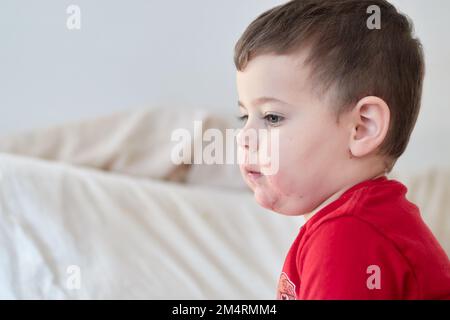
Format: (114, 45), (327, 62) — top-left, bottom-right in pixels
(298, 216), (418, 299)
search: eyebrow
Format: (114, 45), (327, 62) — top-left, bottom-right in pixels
(238, 96), (291, 109)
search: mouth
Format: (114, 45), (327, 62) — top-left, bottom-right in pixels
(244, 166), (263, 181)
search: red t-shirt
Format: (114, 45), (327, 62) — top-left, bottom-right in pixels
(276, 176), (450, 300)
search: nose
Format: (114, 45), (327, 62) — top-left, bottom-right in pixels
(236, 125), (259, 152)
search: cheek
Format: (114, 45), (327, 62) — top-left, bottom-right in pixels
(269, 135), (311, 191)
(251, 120), (347, 215)
(265, 161), (305, 197)
(256, 132), (326, 208)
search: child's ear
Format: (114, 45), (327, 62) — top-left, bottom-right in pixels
(348, 96), (390, 158)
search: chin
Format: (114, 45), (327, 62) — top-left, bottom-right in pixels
(254, 191), (274, 210)
(253, 187), (308, 216)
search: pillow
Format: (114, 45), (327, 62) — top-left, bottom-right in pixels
(0, 107), (246, 189)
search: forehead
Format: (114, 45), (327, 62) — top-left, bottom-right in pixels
(236, 50), (315, 106)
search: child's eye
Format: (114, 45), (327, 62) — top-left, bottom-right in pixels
(237, 115), (248, 123)
(264, 114), (284, 126)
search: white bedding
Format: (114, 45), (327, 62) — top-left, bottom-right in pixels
(0, 153), (303, 299)
(0, 107), (448, 299)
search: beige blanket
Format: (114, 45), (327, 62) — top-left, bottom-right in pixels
(0, 153), (303, 299)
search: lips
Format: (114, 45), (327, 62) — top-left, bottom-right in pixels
(244, 165), (262, 181)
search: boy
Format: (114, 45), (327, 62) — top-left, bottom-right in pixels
(234, 0), (450, 299)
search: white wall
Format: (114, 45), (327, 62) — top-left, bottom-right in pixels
(388, 0), (450, 172)
(0, 0), (449, 172)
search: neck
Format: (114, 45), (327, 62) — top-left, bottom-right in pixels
(303, 171), (386, 223)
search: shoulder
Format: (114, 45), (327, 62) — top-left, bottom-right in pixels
(303, 215), (403, 261)
(298, 216), (418, 299)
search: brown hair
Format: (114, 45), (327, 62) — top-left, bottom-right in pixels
(234, 0), (425, 162)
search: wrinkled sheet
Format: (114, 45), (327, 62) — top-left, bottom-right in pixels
(0, 153), (304, 299)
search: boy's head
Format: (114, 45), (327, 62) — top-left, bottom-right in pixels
(234, 0), (424, 215)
